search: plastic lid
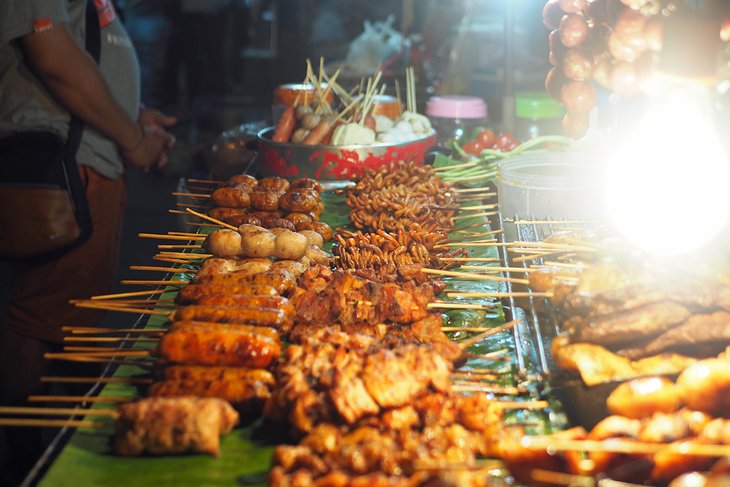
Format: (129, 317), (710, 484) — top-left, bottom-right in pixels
(515, 91), (564, 120)
(425, 96), (487, 119)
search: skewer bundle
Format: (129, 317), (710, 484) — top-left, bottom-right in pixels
(346, 160), (459, 232)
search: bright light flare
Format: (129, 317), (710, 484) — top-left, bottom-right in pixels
(603, 88), (730, 256)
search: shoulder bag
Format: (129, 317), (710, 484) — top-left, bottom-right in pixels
(0, 0), (101, 259)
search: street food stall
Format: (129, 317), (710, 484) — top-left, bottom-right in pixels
(6, 1), (730, 486)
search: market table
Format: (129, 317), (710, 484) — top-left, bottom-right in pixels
(30, 190), (547, 487)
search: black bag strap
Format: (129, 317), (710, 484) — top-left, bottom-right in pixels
(59, 0), (100, 244)
(65, 0), (101, 160)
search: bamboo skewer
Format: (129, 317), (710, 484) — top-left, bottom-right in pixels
(73, 301), (172, 316)
(41, 356), (152, 366)
(446, 291), (551, 299)
(184, 208), (238, 231)
(0, 418), (108, 428)
(512, 251), (575, 263)
(28, 395), (133, 404)
(157, 244), (202, 250)
(130, 266), (192, 273)
(453, 187), (495, 194)
(521, 437), (730, 458)
(171, 192), (211, 199)
(186, 178), (223, 185)
(90, 289), (168, 300)
(452, 211), (498, 221)
(154, 257), (193, 264)
(64, 336), (159, 343)
(441, 326), (501, 333)
(120, 280), (189, 286)
(45, 350), (151, 359)
(0, 406), (119, 417)
(457, 204), (499, 211)
(457, 321), (519, 348)
(154, 252), (211, 259)
(421, 268), (529, 285)
(41, 376), (153, 385)
(62, 327), (164, 334)
(434, 242), (499, 248)
(427, 302), (496, 311)
(459, 265), (538, 274)
(139, 233), (205, 241)
(450, 229), (503, 240)
(438, 257), (500, 263)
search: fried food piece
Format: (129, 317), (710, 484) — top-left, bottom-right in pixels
(113, 397), (239, 457)
(676, 359), (730, 416)
(607, 376), (680, 419)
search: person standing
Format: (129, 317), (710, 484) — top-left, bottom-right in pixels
(0, 0), (174, 484)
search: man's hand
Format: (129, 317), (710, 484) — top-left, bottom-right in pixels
(138, 108), (177, 133)
(138, 108), (177, 166)
(120, 125), (175, 172)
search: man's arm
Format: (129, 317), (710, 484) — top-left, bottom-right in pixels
(20, 22), (170, 170)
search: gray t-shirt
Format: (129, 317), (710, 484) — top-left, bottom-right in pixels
(0, 0), (140, 179)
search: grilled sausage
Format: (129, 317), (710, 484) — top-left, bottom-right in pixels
(158, 327), (280, 368)
(290, 178), (323, 193)
(168, 320), (279, 339)
(175, 284), (279, 304)
(193, 269), (296, 296)
(278, 190), (319, 213)
(250, 190), (281, 212)
(259, 217), (296, 231)
(285, 212), (313, 227)
(228, 174), (259, 188)
(208, 207), (248, 222)
(211, 187), (251, 208)
(173, 305), (292, 332)
(311, 222), (333, 241)
(197, 294), (294, 317)
(160, 365), (275, 384)
(258, 176), (290, 192)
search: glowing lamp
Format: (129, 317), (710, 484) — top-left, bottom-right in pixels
(603, 9), (730, 256)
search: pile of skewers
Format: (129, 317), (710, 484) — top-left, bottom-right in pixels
(271, 61), (433, 146)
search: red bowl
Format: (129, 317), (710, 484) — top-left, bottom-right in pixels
(253, 127), (437, 180)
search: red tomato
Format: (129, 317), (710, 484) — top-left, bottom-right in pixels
(476, 129), (496, 148)
(494, 132), (517, 151)
(462, 140), (483, 156)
